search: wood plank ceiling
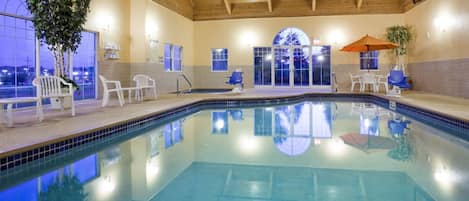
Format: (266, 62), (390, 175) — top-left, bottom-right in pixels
(152, 0), (426, 21)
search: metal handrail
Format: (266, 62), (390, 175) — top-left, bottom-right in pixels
(176, 74), (192, 95)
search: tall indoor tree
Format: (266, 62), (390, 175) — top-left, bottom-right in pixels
(26, 0), (91, 77)
(386, 25), (413, 71)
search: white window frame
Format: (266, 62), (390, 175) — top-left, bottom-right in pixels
(164, 43), (183, 72)
(211, 48), (228, 72)
(360, 51), (379, 71)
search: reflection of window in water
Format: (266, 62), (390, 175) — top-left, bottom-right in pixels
(164, 120), (184, 149)
(273, 103), (332, 138)
(149, 133), (160, 157)
(212, 111), (229, 135)
(254, 108), (273, 136)
(0, 154), (98, 200)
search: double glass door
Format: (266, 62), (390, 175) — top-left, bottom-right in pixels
(254, 45), (331, 88)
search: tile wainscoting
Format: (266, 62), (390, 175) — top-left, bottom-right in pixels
(408, 58), (469, 99)
(130, 63), (195, 94)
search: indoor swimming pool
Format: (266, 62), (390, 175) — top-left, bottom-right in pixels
(0, 100), (468, 201)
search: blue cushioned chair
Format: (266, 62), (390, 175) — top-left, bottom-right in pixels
(387, 70), (411, 96)
(388, 119), (411, 136)
(229, 110), (244, 121)
(226, 70), (244, 92)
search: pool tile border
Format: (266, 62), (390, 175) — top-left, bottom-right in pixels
(1, 93), (468, 172)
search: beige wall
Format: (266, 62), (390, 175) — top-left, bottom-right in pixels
(129, 1), (195, 93)
(85, 0), (468, 98)
(85, 0), (131, 63)
(405, 0), (469, 98)
(194, 15), (404, 66)
(193, 15), (404, 89)
(405, 0), (469, 63)
(84, 0), (195, 96)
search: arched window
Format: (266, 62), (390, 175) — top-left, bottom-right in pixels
(272, 27), (310, 46)
(0, 0), (32, 18)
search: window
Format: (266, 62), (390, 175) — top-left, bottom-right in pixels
(164, 43), (182, 72)
(211, 48), (228, 72)
(360, 51), (379, 70)
(0, 1), (97, 108)
(0, 14), (36, 108)
(273, 27), (311, 46)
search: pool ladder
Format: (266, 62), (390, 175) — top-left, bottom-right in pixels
(176, 73), (192, 96)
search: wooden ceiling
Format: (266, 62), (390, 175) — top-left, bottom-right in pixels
(153, 0), (425, 21)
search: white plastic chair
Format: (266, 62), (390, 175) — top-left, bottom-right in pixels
(99, 75), (124, 107)
(33, 76), (75, 116)
(133, 74), (157, 100)
(375, 75), (389, 93)
(350, 74), (361, 92)
(360, 73), (378, 93)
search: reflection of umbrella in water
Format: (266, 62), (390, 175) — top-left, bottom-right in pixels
(340, 133), (396, 153)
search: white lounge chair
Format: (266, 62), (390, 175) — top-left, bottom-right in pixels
(33, 76), (75, 116)
(133, 74), (157, 100)
(375, 75), (389, 93)
(99, 75), (124, 107)
(350, 74), (361, 92)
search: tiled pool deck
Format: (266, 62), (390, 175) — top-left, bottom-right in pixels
(0, 89), (468, 160)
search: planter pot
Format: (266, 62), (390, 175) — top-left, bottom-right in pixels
(50, 96), (72, 109)
(50, 89), (74, 109)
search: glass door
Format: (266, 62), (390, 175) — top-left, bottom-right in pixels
(293, 46), (310, 87)
(312, 46), (331, 86)
(72, 31), (97, 100)
(253, 47), (273, 86)
(274, 47), (290, 86)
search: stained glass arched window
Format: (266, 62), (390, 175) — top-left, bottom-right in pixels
(272, 27), (311, 46)
(0, 0), (32, 18)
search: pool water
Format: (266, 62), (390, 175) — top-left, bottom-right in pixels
(1, 101), (468, 201)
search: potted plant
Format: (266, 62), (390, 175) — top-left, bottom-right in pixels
(26, 0), (91, 108)
(385, 25), (413, 72)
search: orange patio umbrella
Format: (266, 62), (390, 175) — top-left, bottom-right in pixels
(340, 34), (398, 52)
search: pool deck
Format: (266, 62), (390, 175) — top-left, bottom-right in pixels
(1, 89), (468, 157)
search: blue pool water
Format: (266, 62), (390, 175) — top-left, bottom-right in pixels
(1, 101), (468, 201)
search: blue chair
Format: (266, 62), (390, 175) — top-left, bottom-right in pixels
(388, 119), (410, 136)
(229, 110), (244, 121)
(387, 70), (411, 96)
(226, 70), (244, 91)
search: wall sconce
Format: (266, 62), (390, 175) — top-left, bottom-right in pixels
(240, 31), (256, 47)
(98, 15), (113, 32)
(434, 15), (455, 32)
(328, 30), (345, 45)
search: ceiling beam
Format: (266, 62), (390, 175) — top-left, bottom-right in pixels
(357, 0), (363, 9)
(223, 0), (232, 14)
(312, 0), (317, 11)
(267, 0), (272, 12)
